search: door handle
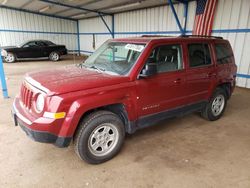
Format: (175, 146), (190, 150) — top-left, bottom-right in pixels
(174, 78), (181, 84)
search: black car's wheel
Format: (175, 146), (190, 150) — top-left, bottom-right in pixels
(4, 52), (16, 63)
(201, 88), (227, 121)
(49, 51), (60, 61)
(74, 111), (125, 164)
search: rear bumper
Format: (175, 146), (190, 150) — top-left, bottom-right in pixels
(12, 98), (71, 148)
(60, 49), (67, 55)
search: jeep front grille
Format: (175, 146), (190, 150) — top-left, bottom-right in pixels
(20, 83), (34, 109)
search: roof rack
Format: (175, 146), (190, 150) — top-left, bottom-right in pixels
(180, 34), (223, 39)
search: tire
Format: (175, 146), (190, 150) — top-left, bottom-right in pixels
(4, 52), (16, 63)
(49, 51), (60, 61)
(201, 88), (227, 121)
(74, 110), (125, 164)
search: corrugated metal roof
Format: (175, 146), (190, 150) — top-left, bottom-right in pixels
(0, 0), (191, 20)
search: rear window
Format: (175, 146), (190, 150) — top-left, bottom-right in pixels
(44, 41), (55, 46)
(215, 43), (233, 64)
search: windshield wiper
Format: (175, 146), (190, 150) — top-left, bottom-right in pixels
(76, 63), (87, 69)
(76, 63), (109, 74)
(89, 65), (105, 72)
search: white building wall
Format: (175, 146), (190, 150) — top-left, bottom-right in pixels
(0, 7), (77, 52)
(212, 0), (250, 88)
(115, 3), (193, 37)
(78, 3), (190, 54)
(71, 0), (250, 88)
(78, 16), (112, 54)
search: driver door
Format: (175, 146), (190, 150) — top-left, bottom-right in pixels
(18, 41), (42, 58)
(136, 44), (188, 118)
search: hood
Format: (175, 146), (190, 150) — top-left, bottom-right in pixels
(1, 46), (18, 50)
(25, 65), (130, 95)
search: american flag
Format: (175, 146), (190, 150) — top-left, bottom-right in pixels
(193, 0), (218, 36)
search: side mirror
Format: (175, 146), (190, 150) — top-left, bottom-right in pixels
(140, 63), (157, 78)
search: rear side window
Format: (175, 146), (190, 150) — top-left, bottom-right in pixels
(44, 41), (55, 46)
(24, 41), (38, 47)
(215, 43), (233, 64)
(36, 41), (47, 47)
(188, 43), (211, 67)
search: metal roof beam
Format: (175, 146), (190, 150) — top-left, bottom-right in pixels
(20, 0), (35, 9)
(98, 13), (114, 38)
(168, 0), (185, 34)
(95, 0), (145, 12)
(0, 5), (77, 21)
(173, 0), (189, 34)
(39, 0), (112, 16)
(175, 0), (189, 3)
(53, 0), (102, 15)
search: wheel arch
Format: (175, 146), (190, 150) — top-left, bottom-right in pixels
(49, 51), (60, 61)
(4, 51), (16, 62)
(73, 103), (130, 139)
(217, 82), (232, 99)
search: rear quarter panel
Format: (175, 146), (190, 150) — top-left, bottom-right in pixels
(44, 46), (67, 56)
(212, 40), (237, 93)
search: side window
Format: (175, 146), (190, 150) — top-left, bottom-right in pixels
(36, 41), (47, 47)
(188, 43), (211, 67)
(23, 42), (37, 48)
(147, 44), (183, 73)
(215, 44), (232, 64)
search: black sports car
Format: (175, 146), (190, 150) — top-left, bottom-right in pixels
(1, 40), (67, 63)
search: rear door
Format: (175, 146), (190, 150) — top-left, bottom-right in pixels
(136, 43), (188, 117)
(185, 42), (216, 103)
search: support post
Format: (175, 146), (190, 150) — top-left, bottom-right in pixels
(183, 1), (188, 34)
(76, 20), (81, 55)
(111, 14), (115, 38)
(0, 55), (9, 98)
(98, 13), (114, 38)
(168, 0), (185, 35)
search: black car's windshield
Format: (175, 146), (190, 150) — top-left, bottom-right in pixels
(17, 41), (27, 47)
(83, 41), (145, 75)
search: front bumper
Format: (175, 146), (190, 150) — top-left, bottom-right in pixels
(12, 99), (71, 148)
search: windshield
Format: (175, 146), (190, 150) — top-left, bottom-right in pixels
(83, 41), (145, 75)
(17, 41), (27, 47)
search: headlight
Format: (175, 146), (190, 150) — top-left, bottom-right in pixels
(35, 94), (45, 113)
(1, 49), (7, 56)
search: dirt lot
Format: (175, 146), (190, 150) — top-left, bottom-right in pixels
(0, 55), (250, 188)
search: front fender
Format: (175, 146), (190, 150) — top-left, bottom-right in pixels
(58, 87), (137, 137)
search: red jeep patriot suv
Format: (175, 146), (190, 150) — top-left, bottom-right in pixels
(12, 35), (237, 164)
